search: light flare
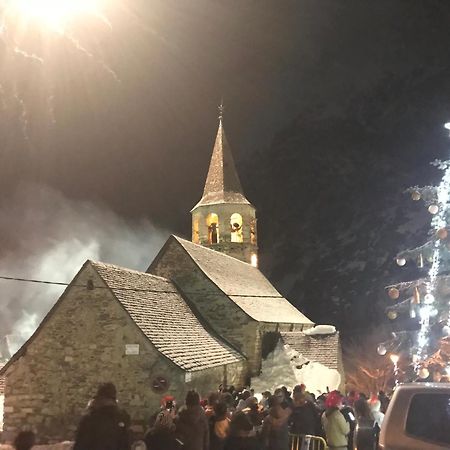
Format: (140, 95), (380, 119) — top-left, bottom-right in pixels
(6, 0), (110, 33)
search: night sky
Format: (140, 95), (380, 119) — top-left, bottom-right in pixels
(1, 0), (450, 341)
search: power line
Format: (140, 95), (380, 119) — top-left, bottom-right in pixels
(0, 274), (285, 299)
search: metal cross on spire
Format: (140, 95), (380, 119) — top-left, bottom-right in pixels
(218, 100), (224, 122)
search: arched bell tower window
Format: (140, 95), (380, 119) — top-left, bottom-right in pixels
(250, 219), (257, 245)
(206, 213), (219, 244)
(230, 213), (243, 243)
(192, 218), (200, 244)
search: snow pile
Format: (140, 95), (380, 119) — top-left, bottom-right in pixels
(303, 325), (336, 335)
(294, 361), (341, 395)
(251, 340), (341, 396)
(251, 341), (299, 393)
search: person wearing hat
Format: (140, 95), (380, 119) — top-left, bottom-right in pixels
(145, 409), (183, 450)
(73, 382), (131, 450)
(321, 391), (350, 450)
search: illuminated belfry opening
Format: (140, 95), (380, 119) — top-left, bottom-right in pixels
(207, 213), (219, 244)
(190, 105), (258, 264)
(230, 213), (243, 243)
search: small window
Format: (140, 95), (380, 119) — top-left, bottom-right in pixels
(206, 213), (219, 244)
(405, 393), (450, 446)
(230, 213), (243, 243)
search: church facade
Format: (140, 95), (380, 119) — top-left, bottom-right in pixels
(0, 118), (340, 442)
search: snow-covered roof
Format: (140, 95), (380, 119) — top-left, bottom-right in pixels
(170, 236), (313, 324)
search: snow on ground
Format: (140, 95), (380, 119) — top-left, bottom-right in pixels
(251, 340), (341, 396)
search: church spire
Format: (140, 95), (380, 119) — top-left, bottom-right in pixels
(191, 105), (258, 266)
(194, 105), (250, 208)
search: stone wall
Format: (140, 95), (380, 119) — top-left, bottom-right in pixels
(2, 264), (244, 443)
(150, 241), (260, 375)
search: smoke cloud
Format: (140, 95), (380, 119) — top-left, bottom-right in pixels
(0, 183), (170, 353)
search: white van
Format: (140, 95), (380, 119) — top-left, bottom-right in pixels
(379, 383), (450, 450)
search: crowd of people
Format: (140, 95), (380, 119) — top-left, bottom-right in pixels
(11, 382), (391, 450)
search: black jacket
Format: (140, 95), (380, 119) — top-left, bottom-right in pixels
(289, 402), (320, 435)
(175, 405), (210, 450)
(73, 397), (131, 450)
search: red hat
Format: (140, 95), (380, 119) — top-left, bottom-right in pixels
(325, 391), (342, 408)
(161, 395), (175, 406)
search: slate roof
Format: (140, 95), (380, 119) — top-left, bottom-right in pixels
(280, 331), (341, 370)
(193, 121), (251, 209)
(172, 236), (313, 325)
(91, 262), (244, 372)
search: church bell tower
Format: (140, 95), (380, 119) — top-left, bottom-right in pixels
(191, 107), (258, 266)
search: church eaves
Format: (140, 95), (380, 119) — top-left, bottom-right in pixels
(193, 121), (251, 209)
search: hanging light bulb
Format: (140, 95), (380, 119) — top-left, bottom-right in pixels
(377, 344), (387, 356)
(411, 191), (421, 201)
(428, 204), (439, 214)
(418, 367), (430, 379)
(424, 293), (435, 304)
(437, 228), (448, 240)
(387, 310), (398, 320)
(388, 288), (400, 299)
(396, 257), (407, 267)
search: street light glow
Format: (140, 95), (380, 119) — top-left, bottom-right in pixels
(390, 354), (399, 364)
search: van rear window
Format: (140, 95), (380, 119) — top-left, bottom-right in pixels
(405, 393), (450, 446)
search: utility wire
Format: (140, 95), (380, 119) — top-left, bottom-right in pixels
(0, 275), (285, 298)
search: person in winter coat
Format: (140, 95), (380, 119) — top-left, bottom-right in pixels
(13, 431), (35, 450)
(73, 382), (131, 450)
(145, 409), (182, 450)
(209, 401), (230, 450)
(175, 390), (210, 450)
(353, 398), (376, 450)
(289, 392), (320, 436)
(223, 412), (259, 450)
(261, 395), (291, 450)
(321, 391), (350, 450)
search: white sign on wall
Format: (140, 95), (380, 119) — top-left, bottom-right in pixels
(185, 372), (192, 383)
(125, 344), (140, 355)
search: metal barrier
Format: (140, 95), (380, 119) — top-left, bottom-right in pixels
(289, 433), (328, 450)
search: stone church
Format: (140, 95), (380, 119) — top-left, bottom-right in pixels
(0, 118), (342, 441)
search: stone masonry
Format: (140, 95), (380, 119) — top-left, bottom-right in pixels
(1, 263), (246, 442)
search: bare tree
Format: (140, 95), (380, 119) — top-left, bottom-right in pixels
(343, 332), (395, 395)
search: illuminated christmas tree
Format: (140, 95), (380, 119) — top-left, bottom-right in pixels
(380, 123), (450, 381)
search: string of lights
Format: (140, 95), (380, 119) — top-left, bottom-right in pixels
(0, 274), (285, 298)
(416, 159), (450, 362)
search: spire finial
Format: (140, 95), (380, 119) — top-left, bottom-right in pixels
(218, 99), (224, 123)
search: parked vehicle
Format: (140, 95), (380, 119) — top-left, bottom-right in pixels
(379, 382), (450, 450)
